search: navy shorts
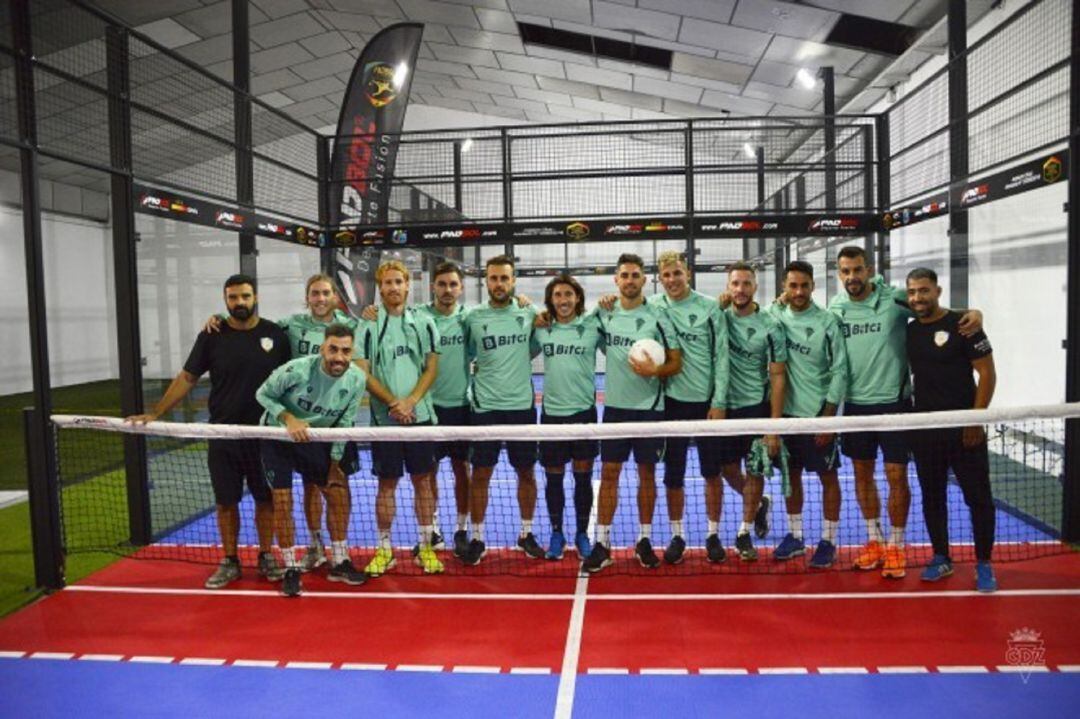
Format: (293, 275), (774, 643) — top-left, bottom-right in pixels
(782, 430), (839, 475)
(601, 407), (665, 465)
(434, 404), (470, 462)
(208, 439), (271, 505)
(712, 402), (772, 467)
(540, 407), (599, 467)
(260, 439), (359, 490)
(662, 398), (713, 489)
(470, 408), (537, 469)
(841, 400), (910, 464)
(372, 421), (435, 478)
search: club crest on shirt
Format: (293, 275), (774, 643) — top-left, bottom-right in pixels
(635, 318), (646, 332)
(747, 327), (757, 340)
(261, 337), (274, 352)
(934, 330), (949, 347)
(805, 327), (815, 339)
(688, 313), (698, 326)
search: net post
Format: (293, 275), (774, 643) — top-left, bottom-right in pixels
(22, 409), (64, 590)
(106, 23), (153, 547)
(1062, 0), (1080, 544)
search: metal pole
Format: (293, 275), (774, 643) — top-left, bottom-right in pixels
(13, 0), (64, 590)
(685, 120), (696, 288)
(106, 24), (152, 546)
(501, 129), (513, 258)
(821, 66), (837, 212)
(947, 0), (969, 308)
(233, 0), (256, 278)
(862, 124), (874, 259)
(317, 134), (333, 273)
(1062, 0), (1080, 543)
(875, 112), (892, 281)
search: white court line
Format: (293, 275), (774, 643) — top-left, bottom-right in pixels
(395, 664), (443, 672)
(817, 667), (870, 674)
(877, 666), (929, 674)
(0, 651), (27, 659)
(586, 668), (630, 675)
(937, 666), (990, 673)
(179, 658), (226, 666)
(231, 659), (279, 668)
(640, 668), (690, 675)
(996, 665), (1051, 673)
(758, 667), (809, 675)
(554, 573), (590, 719)
(509, 667), (552, 675)
(340, 663), (387, 671)
(698, 668), (749, 675)
(30, 652), (75, 660)
(128, 656), (174, 664)
(452, 666), (501, 674)
(63, 584), (1080, 602)
(1057, 665), (1080, 672)
(284, 661), (333, 670)
(78, 654), (124, 662)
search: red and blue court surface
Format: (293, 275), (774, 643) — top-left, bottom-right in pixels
(1, 548), (1078, 718)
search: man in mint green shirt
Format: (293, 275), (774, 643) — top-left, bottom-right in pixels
(582, 253), (683, 574)
(534, 274), (604, 561)
(645, 251), (730, 566)
(257, 324), (367, 597)
(355, 261), (443, 577)
(713, 262), (787, 564)
(766, 261), (848, 571)
(460, 255), (543, 566)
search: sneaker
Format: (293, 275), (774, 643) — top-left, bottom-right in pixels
(705, 533), (727, 563)
(635, 538), (660, 569)
(412, 530), (447, 557)
(546, 530), (566, 560)
(328, 559), (367, 585)
(582, 543), (612, 573)
(975, 562), (997, 593)
(774, 533), (805, 561)
(663, 535), (687, 565)
(452, 530), (470, 560)
(518, 532), (545, 559)
(754, 495), (772, 539)
(281, 568), (302, 597)
(735, 532), (758, 562)
(300, 542), (327, 573)
(881, 545), (906, 579)
(574, 531), (592, 557)
(853, 540), (885, 571)
(205, 558), (240, 589)
(364, 547), (396, 577)
(257, 552), (283, 582)
(921, 554), (954, 582)
(809, 540), (836, 569)
(415, 546), (445, 574)
(463, 539), (487, 566)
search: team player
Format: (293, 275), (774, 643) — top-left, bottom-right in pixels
(646, 251), (731, 565)
(128, 274), (290, 589)
(714, 262), (787, 562)
(461, 255), (543, 565)
(534, 274), (604, 560)
(205, 273), (358, 573)
(769, 261), (848, 569)
(583, 254), (682, 573)
(256, 324), (368, 596)
(356, 261), (443, 576)
(414, 263), (472, 560)
(905, 268), (998, 592)
(831, 246), (981, 579)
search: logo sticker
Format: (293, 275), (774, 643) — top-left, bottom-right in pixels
(934, 330), (949, 347)
(260, 337), (274, 352)
(363, 61), (399, 108)
(565, 222), (590, 241)
(1042, 155), (1062, 183)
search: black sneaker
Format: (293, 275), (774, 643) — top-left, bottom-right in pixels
(735, 532), (758, 562)
(257, 552), (283, 582)
(754, 495), (772, 539)
(635, 538), (660, 569)
(452, 530), (469, 559)
(705, 534), (727, 564)
(462, 539), (487, 566)
(517, 532), (545, 559)
(281, 568), (302, 597)
(663, 535), (687, 565)
(582, 543), (613, 573)
(328, 559), (367, 586)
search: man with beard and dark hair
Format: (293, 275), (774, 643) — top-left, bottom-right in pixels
(127, 274), (291, 590)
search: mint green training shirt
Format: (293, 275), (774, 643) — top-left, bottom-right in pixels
(648, 290), (730, 407)
(414, 302), (470, 408)
(597, 302), (681, 412)
(464, 303), (538, 412)
(277, 310), (358, 357)
(356, 307), (439, 426)
(724, 304), (788, 410)
(766, 302), (848, 419)
(256, 355), (367, 460)
(534, 312), (604, 417)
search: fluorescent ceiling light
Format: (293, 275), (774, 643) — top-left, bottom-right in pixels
(796, 68), (817, 89)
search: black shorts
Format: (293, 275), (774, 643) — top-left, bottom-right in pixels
(207, 439), (270, 505)
(782, 430), (839, 475)
(601, 407), (665, 465)
(712, 402), (771, 467)
(540, 407), (599, 467)
(841, 400), (911, 464)
(434, 404), (470, 462)
(662, 397), (713, 489)
(372, 421), (435, 478)
(260, 440), (359, 490)
(470, 408), (537, 469)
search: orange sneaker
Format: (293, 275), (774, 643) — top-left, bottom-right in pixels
(853, 540), (885, 570)
(881, 545), (906, 579)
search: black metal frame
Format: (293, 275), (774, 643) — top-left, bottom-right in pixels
(947, 0), (970, 309)
(1064, 0), (1080, 543)
(233, 0), (257, 279)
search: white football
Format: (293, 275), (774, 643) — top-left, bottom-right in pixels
(629, 338), (665, 366)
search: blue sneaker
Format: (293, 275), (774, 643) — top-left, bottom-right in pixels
(976, 562), (997, 593)
(809, 539), (836, 569)
(546, 530), (566, 560)
(574, 531), (592, 557)
(774, 533), (805, 561)
(920, 554), (953, 582)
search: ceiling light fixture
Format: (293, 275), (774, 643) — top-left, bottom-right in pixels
(796, 68), (817, 90)
(743, 143), (756, 159)
(461, 137), (473, 153)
